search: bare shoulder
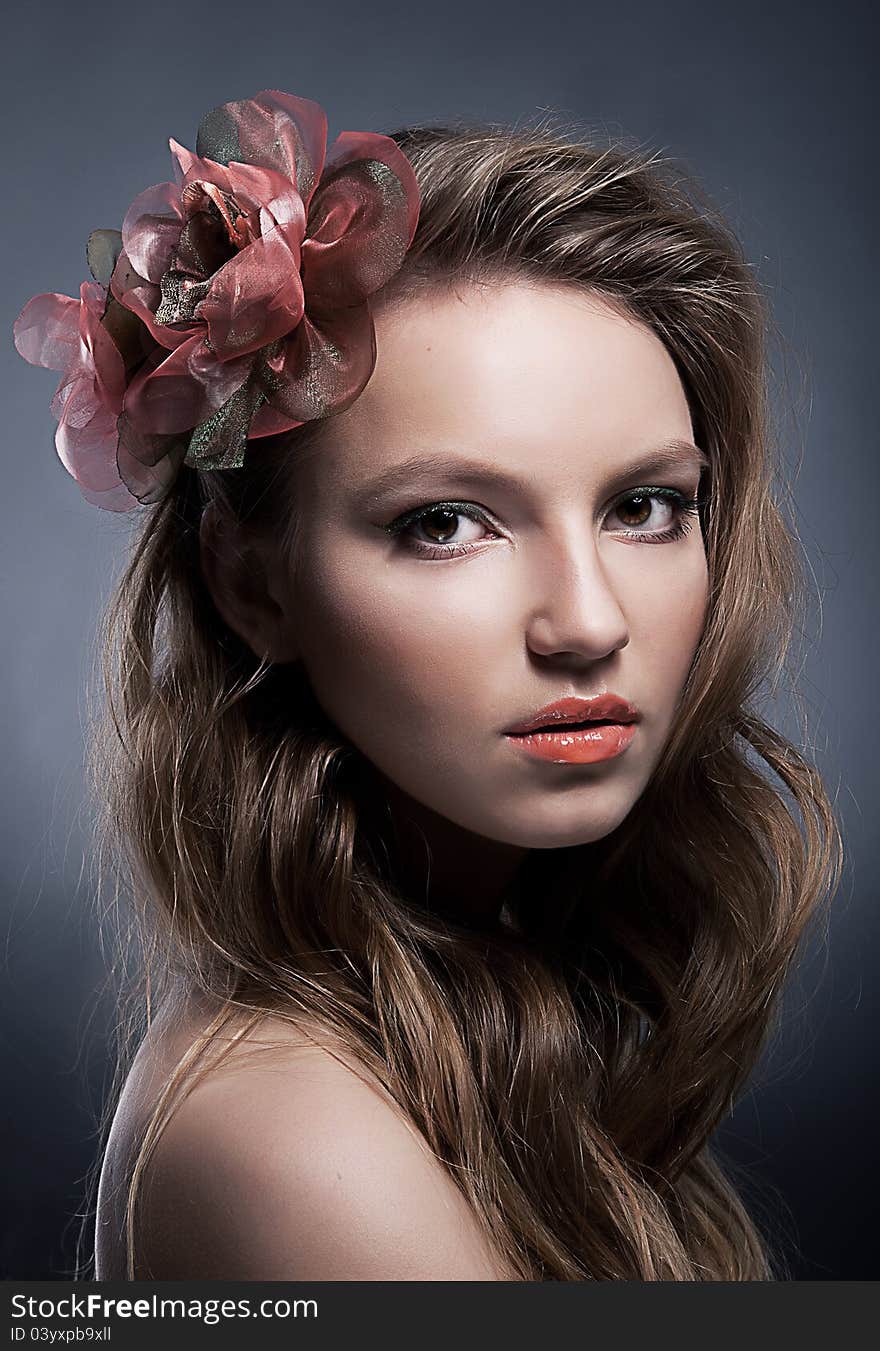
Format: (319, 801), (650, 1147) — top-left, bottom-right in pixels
(96, 991), (515, 1281)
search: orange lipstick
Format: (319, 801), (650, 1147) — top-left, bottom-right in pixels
(504, 693), (640, 765)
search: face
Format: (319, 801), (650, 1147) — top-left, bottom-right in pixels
(265, 282), (709, 849)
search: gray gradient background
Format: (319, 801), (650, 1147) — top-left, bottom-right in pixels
(1, 0), (875, 1280)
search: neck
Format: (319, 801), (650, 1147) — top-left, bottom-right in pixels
(355, 762), (529, 931)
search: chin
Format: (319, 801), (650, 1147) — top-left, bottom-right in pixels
(465, 794), (637, 850)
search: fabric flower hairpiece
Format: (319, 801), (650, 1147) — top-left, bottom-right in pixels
(13, 90), (420, 511)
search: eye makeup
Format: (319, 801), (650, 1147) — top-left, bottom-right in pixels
(381, 487), (704, 560)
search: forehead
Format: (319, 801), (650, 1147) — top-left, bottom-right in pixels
(304, 281), (694, 495)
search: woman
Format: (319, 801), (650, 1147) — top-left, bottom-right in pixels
(14, 91), (842, 1280)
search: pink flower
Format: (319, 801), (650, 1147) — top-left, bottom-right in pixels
(14, 90), (420, 509)
(111, 89), (420, 476)
(12, 273), (149, 511)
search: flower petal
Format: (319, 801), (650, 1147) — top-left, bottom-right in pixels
(122, 333), (254, 434)
(195, 90), (327, 208)
(301, 135), (420, 309)
(116, 442), (186, 504)
(116, 413), (189, 504)
(196, 226), (305, 360)
(52, 370), (104, 430)
(224, 160), (306, 247)
(55, 396), (123, 491)
(110, 248), (194, 351)
(50, 368), (83, 422)
(121, 180), (185, 284)
(99, 292), (158, 377)
(324, 130), (420, 239)
(253, 302), (375, 424)
(79, 478), (142, 512)
(79, 285), (126, 410)
(169, 138), (235, 195)
(13, 292), (82, 370)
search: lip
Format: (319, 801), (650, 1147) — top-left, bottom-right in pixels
(503, 694), (641, 766)
(504, 694), (641, 736)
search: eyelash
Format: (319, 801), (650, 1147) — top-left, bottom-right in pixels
(382, 488), (704, 560)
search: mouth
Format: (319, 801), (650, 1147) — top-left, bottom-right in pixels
(504, 694), (641, 737)
(503, 695), (641, 765)
(521, 717), (620, 734)
(504, 719), (638, 766)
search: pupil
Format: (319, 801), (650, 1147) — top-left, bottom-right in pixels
(423, 508), (458, 542)
(619, 495), (651, 527)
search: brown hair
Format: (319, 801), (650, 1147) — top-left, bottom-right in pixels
(78, 117), (842, 1280)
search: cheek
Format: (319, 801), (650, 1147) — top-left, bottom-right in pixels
(291, 550), (504, 740)
(624, 545), (709, 694)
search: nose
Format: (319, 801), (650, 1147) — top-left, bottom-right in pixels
(523, 525), (630, 663)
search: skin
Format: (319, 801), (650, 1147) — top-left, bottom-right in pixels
(204, 281), (709, 928)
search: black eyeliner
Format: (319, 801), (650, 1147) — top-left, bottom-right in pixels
(382, 500), (492, 536)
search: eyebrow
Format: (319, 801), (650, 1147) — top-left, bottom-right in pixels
(353, 438), (710, 505)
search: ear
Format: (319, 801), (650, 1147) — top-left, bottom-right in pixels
(199, 502), (300, 663)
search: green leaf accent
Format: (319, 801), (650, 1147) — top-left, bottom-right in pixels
(184, 376), (266, 471)
(86, 229), (123, 286)
(196, 104), (242, 167)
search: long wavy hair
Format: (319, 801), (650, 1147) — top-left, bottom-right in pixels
(76, 117), (842, 1281)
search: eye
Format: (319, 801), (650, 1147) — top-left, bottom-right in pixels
(382, 501), (499, 560)
(382, 487), (704, 560)
(605, 487), (703, 543)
